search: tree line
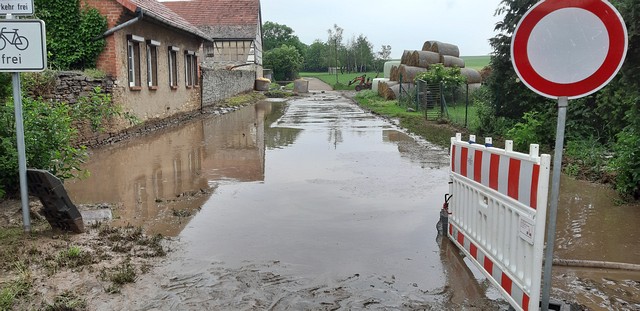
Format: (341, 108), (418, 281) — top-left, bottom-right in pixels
(262, 22), (391, 81)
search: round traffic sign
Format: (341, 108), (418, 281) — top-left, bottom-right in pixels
(511, 0), (628, 99)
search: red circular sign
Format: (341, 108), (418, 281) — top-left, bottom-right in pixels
(511, 0), (628, 99)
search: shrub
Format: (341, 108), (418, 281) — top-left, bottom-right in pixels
(611, 129), (640, 199)
(0, 98), (87, 197)
(506, 111), (546, 152)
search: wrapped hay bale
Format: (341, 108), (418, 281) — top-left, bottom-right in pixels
(383, 61), (401, 79)
(410, 51), (441, 68)
(430, 41), (460, 57)
(372, 78), (390, 93)
(397, 65), (428, 83)
(440, 55), (465, 68)
(460, 68), (482, 84)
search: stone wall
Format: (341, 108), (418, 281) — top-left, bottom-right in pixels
(202, 67), (256, 107)
(41, 71), (115, 104)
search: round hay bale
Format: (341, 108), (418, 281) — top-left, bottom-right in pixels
(372, 78), (390, 93)
(388, 83), (413, 100)
(440, 55), (465, 68)
(422, 41), (437, 52)
(383, 61), (401, 79)
(430, 41), (460, 57)
(411, 51), (440, 68)
(460, 68), (482, 84)
(390, 65), (399, 81)
(397, 65), (428, 83)
(378, 81), (399, 99)
(400, 50), (413, 65)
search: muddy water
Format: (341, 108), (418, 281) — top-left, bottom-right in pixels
(552, 177), (640, 310)
(67, 91), (640, 310)
(70, 93), (508, 310)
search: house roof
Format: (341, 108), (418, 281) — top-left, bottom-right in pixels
(162, 0), (261, 39)
(116, 0), (211, 40)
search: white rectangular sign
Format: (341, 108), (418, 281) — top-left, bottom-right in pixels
(0, 0), (33, 15)
(0, 20), (46, 72)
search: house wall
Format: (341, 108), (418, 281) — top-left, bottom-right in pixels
(110, 20), (202, 122)
(86, 0), (203, 128)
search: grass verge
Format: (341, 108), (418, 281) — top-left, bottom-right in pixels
(353, 90), (469, 148)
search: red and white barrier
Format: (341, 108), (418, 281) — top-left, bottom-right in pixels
(448, 133), (550, 311)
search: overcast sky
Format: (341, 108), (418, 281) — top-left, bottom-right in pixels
(261, 0), (505, 59)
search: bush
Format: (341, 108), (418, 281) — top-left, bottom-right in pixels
(0, 98), (87, 197)
(611, 129), (640, 199)
(506, 111), (546, 152)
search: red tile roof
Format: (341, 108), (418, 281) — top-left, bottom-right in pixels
(162, 0), (260, 27)
(116, 0), (210, 40)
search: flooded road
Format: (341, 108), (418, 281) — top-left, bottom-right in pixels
(66, 91), (640, 310)
(68, 92), (508, 310)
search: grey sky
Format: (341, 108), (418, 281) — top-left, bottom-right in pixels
(260, 0), (505, 58)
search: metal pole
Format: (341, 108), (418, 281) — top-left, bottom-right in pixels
(465, 84), (469, 128)
(5, 13), (31, 232)
(13, 73), (30, 232)
(541, 96), (568, 310)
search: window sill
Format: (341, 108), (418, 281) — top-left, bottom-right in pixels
(170, 86), (178, 90)
(129, 86), (142, 91)
(186, 85), (193, 89)
(148, 86), (158, 91)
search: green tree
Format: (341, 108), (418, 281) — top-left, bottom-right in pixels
(263, 45), (303, 81)
(263, 21), (306, 56)
(304, 40), (328, 72)
(34, 0), (107, 70)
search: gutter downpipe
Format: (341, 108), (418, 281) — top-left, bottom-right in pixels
(100, 8), (144, 39)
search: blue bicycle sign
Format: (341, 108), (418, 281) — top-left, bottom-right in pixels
(0, 27), (29, 51)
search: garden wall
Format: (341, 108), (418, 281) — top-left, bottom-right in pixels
(202, 67), (256, 107)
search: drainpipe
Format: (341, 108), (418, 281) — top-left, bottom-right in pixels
(99, 8), (144, 39)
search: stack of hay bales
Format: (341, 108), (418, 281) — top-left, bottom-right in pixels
(378, 40), (482, 100)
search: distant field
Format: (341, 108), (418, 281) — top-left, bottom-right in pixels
(461, 55), (491, 70)
(299, 72), (381, 90)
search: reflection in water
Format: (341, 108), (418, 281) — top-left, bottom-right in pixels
(67, 101), (289, 236)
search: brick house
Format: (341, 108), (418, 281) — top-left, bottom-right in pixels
(162, 0), (263, 75)
(84, 0), (211, 126)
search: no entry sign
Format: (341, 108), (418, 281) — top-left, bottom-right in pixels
(511, 0), (628, 99)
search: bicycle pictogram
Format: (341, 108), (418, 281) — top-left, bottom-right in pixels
(0, 27), (29, 51)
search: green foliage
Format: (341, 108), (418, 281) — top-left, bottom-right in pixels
(0, 98), (87, 196)
(21, 70), (57, 98)
(564, 137), (610, 180)
(263, 45), (304, 81)
(73, 87), (120, 132)
(304, 40), (328, 71)
(34, 0), (107, 70)
(414, 64), (465, 87)
(263, 21), (307, 56)
(506, 111), (546, 152)
(0, 73), (11, 103)
(612, 128), (640, 199)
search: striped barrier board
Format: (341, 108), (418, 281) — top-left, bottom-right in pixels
(448, 133), (551, 311)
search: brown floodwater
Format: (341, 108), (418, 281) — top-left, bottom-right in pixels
(66, 92), (639, 310)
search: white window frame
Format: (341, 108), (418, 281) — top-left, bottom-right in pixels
(126, 35), (144, 88)
(146, 39), (160, 88)
(169, 46), (180, 88)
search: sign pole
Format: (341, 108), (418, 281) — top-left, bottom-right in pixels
(541, 96), (568, 311)
(4, 13), (31, 232)
(12, 70), (30, 232)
